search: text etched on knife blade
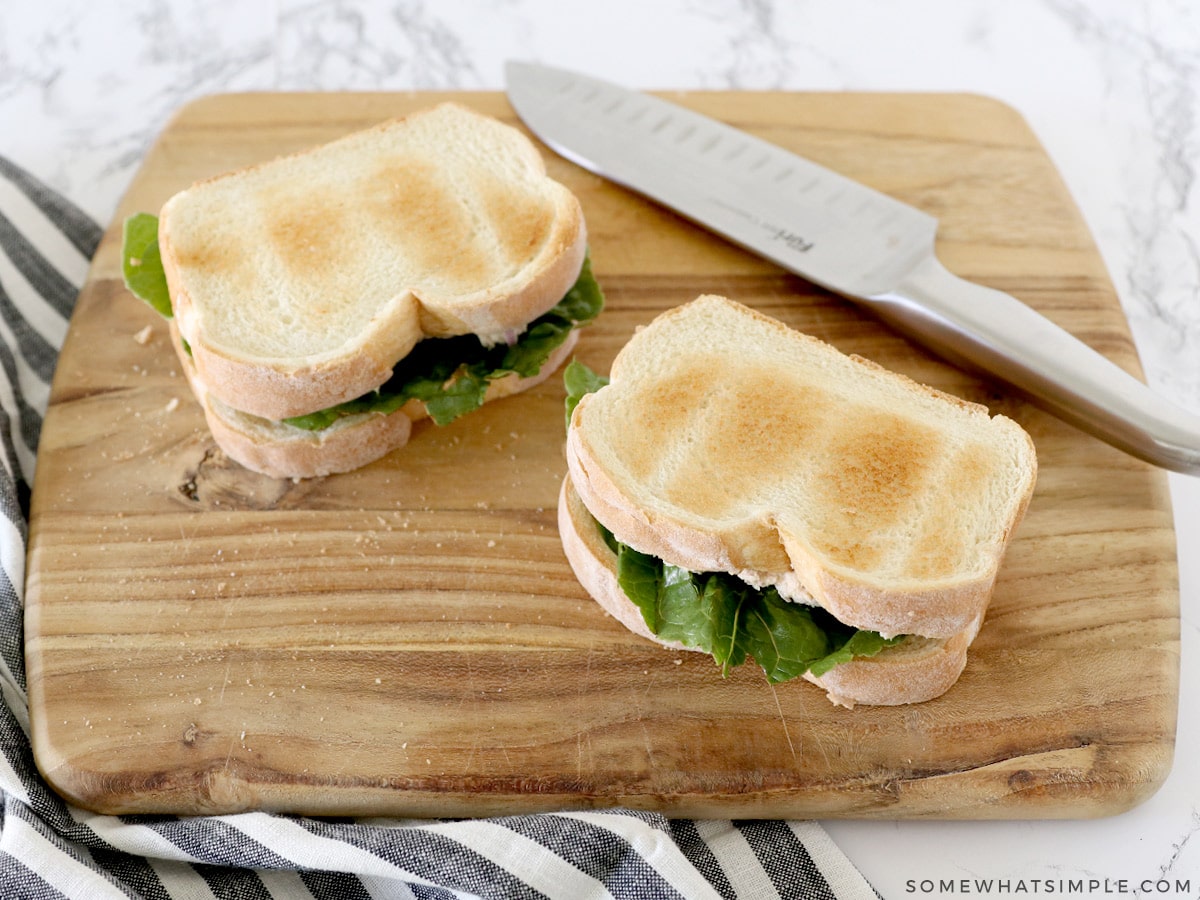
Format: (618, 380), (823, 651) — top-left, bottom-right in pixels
(709, 198), (814, 254)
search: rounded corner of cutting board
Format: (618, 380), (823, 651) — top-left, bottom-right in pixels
(28, 731), (113, 816)
(949, 91), (1036, 131)
(28, 725), (261, 818)
(1118, 730), (1183, 816)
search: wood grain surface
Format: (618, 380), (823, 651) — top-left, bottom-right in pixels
(25, 91), (1179, 819)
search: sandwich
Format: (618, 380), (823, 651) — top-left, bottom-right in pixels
(121, 102), (602, 479)
(558, 295), (1037, 707)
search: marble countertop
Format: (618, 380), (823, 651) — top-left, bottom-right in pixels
(4, 0), (1197, 895)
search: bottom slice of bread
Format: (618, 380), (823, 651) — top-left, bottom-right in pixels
(558, 474), (982, 708)
(173, 322), (578, 479)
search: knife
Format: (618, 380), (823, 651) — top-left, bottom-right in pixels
(505, 61), (1200, 476)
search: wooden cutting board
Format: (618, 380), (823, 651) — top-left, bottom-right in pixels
(25, 91), (1179, 819)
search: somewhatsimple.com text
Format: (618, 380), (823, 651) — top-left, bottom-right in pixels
(905, 877), (1191, 895)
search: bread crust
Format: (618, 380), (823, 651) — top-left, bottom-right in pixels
(158, 103), (588, 420)
(171, 322), (579, 479)
(557, 474), (980, 707)
(204, 396), (418, 481)
(566, 295), (1037, 640)
(801, 619), (980, 709)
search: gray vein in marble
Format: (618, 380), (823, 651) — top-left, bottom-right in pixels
(1157, 809), (1200, 881)
(280, 0), (482, 89)
(0, 25), (60, 107)
(963, 7), (994, 50)
(390, 1), (481, 88)
(685, 0), (797, 89)
(281, 1), (401, 86)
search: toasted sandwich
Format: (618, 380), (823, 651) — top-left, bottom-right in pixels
(122, 102), (602, 478)
(558, 295), (1037, 707)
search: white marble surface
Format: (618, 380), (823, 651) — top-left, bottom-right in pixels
(3, 0), (1198, 895)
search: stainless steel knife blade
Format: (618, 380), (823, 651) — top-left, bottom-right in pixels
(505, 60), (1200, 475)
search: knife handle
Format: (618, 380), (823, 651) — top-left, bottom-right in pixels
(867, 255), (1200, 475)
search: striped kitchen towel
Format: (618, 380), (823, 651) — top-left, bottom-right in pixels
(0, 155), (879, 900)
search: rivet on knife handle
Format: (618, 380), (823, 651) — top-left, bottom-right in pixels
(505, 60), (1200, 475)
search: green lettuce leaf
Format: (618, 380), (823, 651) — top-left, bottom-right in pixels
(563, 358), (610, 428)
(550, 254), (606, 324)
(283, 344), (472, 430)
(808, 628), (898, 677)
(501, 255), (605, 378)
(614, 542), (660, 624)
(612, 531), (902, 684)
(572, 362), (904, 684)
(422, 363), (491, 425)
(738, 588), (847, 683)
(121, 213), (172, 318)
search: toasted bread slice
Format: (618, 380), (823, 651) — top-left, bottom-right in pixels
(159, 103), (587, 420)
(557, 475), (982, 707)
(566, 295), (1036, 640)
(171, 321), (579, 479)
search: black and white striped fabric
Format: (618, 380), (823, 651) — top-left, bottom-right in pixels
(0, 156), (880, 900)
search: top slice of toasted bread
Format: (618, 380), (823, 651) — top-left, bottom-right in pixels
(158, 103), (587, 420)
(565, 295), (1037, 639)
